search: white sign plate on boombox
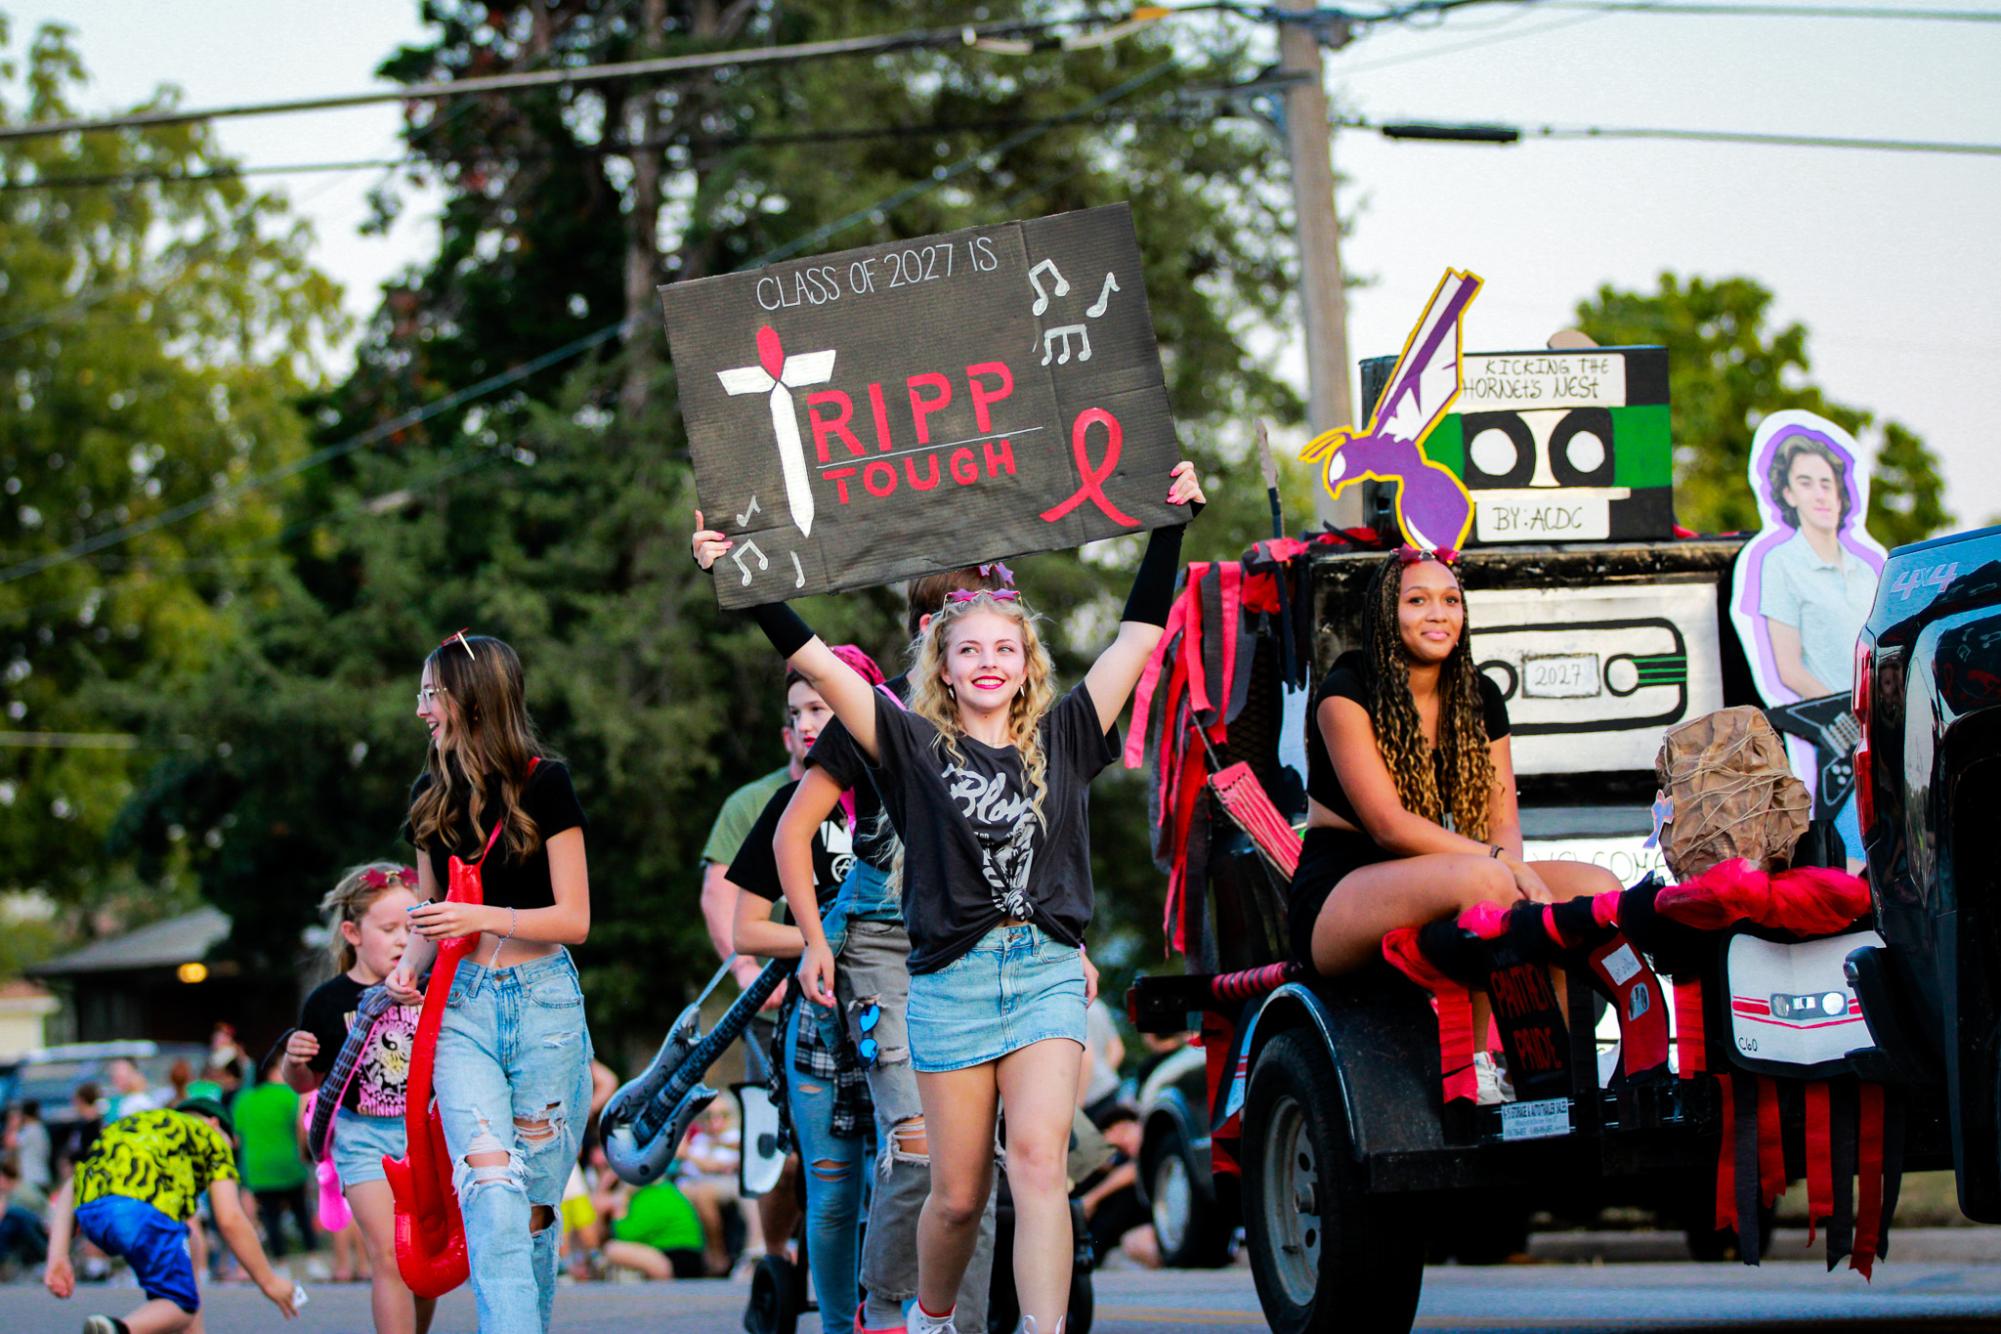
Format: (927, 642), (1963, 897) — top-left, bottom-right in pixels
(1724, 929), (1881, 1077)
(1470, 582), (1726, 777)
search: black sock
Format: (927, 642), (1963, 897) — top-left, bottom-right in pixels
(113, 1320), (133, 1334)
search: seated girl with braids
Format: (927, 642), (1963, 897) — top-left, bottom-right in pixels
(1288, 548), (1620, 1062)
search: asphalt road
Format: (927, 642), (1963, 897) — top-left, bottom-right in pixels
(8, 1237), (2001, 1334)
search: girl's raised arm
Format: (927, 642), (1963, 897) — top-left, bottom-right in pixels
(693, 511), (880, 757)
(1083, 462), (1206, 732)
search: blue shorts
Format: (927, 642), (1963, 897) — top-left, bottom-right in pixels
(76, 1195), (199, 1313)
(907, 924), (1087, 1073)
(332, 1107), (407, 1188)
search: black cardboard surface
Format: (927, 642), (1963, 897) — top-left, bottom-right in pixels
(661, 204), (1185, 607)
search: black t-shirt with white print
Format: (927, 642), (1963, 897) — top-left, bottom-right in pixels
(866, 682), (1119, 974)
(805, 673), (910, 874)
(725, 779), (853, 910)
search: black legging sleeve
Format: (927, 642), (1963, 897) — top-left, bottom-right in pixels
(746, 601), (814, 658)
(1121, 515), (1192, 627)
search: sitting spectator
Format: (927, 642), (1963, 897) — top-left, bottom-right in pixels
(591, 1166), (711, 1281)
(1078, 998), (1129, 1129)
(677, 1103), (745, 1277)
(1078, 1109), (1160, 1269)
(0, 1154), (50, 1276)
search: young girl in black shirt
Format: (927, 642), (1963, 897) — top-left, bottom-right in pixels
(692, 460), (1203, 1334)
(283, 862), (432, 1334)
(384, 633), (592, 1333)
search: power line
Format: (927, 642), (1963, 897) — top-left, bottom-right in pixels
(1539, 2), (2001, 19)
(0, 13), (1154, 145)
(0, 60), (1179, 587)
(1362, 116), (2001, 155)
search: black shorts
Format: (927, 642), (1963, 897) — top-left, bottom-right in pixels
(1286, 826), (1395, 968)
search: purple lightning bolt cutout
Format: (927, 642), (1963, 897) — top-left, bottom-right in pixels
(1300, 268), (1482, 551)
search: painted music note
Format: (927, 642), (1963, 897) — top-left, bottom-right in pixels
(1041, 325), (1092, 366)
(735, 496), (761, 527)
(790, 551), (805, 590)
(1027, 258), (1070, 317)
(730, 540), (770, 587)
(1086, 272), (1120, 319)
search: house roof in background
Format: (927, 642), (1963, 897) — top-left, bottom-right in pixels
(31, 907), (231, 977)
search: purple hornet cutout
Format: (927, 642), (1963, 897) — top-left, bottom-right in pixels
(719, 325), (837, 538)
(1300, 267), (1482, 552)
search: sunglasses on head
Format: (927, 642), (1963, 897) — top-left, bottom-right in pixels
(945, 589), (1021, 604)
(440, 627), (476, 659)
(1396, 545), (1461, 567)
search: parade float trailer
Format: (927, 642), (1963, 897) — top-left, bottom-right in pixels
(1126, 331), (1961, 1333)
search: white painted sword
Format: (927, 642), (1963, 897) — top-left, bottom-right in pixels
(718, 325), (837, 538)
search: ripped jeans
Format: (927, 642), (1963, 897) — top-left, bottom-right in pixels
(838, 913), (995, 1328)
(784, 998), (864, 1332)
(437, 948), (593, 1334)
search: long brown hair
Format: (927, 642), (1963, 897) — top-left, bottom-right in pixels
(1359, 554), (1496, 841)
(407, 635), (551, 862)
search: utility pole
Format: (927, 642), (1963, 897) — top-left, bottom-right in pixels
(1277, 1), (1359, 528)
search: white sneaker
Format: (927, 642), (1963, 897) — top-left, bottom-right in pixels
(907, 1305), (957, 1334)
(1473, 1051), (1517, 1106)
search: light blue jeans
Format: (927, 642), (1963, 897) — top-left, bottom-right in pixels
(785, 996), (864, 1334)
(436, 948), (593, 1334)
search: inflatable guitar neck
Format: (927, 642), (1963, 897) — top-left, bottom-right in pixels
(308, 984), (393, 1163)
(384, 758), (535, 1299)
(602, 957), (790, 1184)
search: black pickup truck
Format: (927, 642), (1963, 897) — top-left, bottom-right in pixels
(1847, 523), (2001, 1222)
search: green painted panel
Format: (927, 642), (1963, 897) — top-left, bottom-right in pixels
(1610, 404), (1672, 488)
(1422, 415), (1464, 474)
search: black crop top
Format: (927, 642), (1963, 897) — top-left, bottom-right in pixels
(1305, 651), (1510, 832)
(406, 760), (587, 911)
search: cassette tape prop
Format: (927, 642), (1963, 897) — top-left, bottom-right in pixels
(1470, 581), (1727, 775)
(1359, 344), (1673, 544)
(1724, 928), (1882, 1077)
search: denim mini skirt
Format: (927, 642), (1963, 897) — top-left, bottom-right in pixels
(331, 1106), (408, 1188)
(906, 923), (1087, 1073)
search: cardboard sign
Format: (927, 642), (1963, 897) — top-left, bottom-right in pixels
(661, 204), (1186, 607)
(1359, 344), (1674, 544)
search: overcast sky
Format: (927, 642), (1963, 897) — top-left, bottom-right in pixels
(11, 1), (1999, 526)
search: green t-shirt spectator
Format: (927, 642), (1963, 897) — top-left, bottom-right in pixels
(231, 1081), (308, 1192)
(700, 765), (791, 868)
(612, 1180), (704, 1253)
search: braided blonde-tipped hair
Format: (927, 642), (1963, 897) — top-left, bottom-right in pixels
(1360, 553), (1496, 842)
(890, 592), (1057, 895)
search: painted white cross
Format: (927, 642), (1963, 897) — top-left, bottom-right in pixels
(718, 325), (837, 538)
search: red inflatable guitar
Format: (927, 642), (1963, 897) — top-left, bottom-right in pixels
(384, 759), (534, 1298)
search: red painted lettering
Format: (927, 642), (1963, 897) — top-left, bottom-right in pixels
(949, 448), (979, 486)
(907, 373), (952, 445)
(966, 361), (1014, 432)
(863, 460), (898, 497)
(825, 467), (858, 505)
(906, 453), (941, 491)
(868, 382), (894, 453)
(807, 391), (862, 465)
(983, 438), (1015, 477)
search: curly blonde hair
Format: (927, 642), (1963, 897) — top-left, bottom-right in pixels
(891, 592), (1057, 892)
(1360, 554), (1496, 842)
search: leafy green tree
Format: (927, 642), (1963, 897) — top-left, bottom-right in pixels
(1576, 273), (1950, 546)
(0, 17), (343, 931)
(123, 1), (1306, 1049)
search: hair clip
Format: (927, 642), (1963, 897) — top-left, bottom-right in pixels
(976, 561), (1016, 588)
(1396, 545), (1461, 567)
(441, 627), (476, 660)
(946, 589), (1021, 604)
(362, 868), (388, 890)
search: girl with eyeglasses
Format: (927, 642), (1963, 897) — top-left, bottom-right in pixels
(387, 633), (593, 1332)
(1287, 548), (1616, 1100)
(692, 459), (1203, 1334)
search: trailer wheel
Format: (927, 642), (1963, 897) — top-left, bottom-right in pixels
(1243, 1029), (1423, 1334)
(1146, 1119), (1235, 1268)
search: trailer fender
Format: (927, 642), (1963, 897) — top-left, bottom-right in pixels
(1236, 971), (1451, 1163)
